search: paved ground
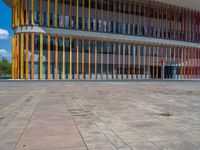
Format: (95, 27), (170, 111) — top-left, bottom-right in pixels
(0, 81), (200, 150)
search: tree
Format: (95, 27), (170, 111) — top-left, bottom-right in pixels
(0, 58), (11, 76)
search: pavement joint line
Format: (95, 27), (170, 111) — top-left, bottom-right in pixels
(64, 95), (89, 150)
(70, 95), (134, 150)
(13, 89), (45, 150)
(0, 89), (40, 129)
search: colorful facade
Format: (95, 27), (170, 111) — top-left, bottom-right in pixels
(5, 0), (200, 80)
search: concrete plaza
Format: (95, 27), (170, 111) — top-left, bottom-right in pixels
(0, 81), (200, 150)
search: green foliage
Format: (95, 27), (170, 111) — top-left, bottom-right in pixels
(0, 58), (11, 76)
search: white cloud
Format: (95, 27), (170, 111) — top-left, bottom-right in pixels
(0, 49), (8, 57)
(0, 28), (9, 39)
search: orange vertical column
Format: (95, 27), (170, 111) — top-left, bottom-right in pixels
(40, 0), (42, 26)
(20, 0), (24, 26)
(47, 35), (51, 80)
(31, 33), (34, 79)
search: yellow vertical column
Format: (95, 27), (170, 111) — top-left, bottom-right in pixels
(16, 34), (19, 79)
(12, 36), (16, 79)
(62, 37), (66, 79)
(70, 37), (72, 80)
(48, 0), (50, 26)
(76, 0), (79, 29)
(40, 33), (43, 80)
(88, 0), (91, 31)
(55, 36), (58, 79)
(55, 0), (58, 27)
(25, 33), (29, 80)
(47, 35), (51, 79)
(20, 33), (24, 79)
(31, 0), (34, 25)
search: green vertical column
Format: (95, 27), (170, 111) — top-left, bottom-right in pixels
(31, 0), (34, 25)
(48, 0), (50, 26)
(40, 33), (43, 80)
(55, 0), (58, 27)
(88, 0), (91, 31)
(76, 0), (79, 30)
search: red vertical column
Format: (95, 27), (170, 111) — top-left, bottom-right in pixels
(199, 12), (200, 42)
(181, 8), (183, 41)
(188, 9), (190, 42)
(194, 11), (197, 42)
(194, 47), (197, 78)
(187, 47), (189, 78)
(198, 48), (200, 78)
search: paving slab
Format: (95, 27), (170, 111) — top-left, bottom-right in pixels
(0, 81), (200, 150)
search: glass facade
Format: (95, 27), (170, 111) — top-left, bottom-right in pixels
(10, 0), (200, 80)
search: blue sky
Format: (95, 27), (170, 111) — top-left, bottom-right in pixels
(0, 0), (13, 62)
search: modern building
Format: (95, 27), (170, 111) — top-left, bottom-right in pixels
(4, 0), (200, 80)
